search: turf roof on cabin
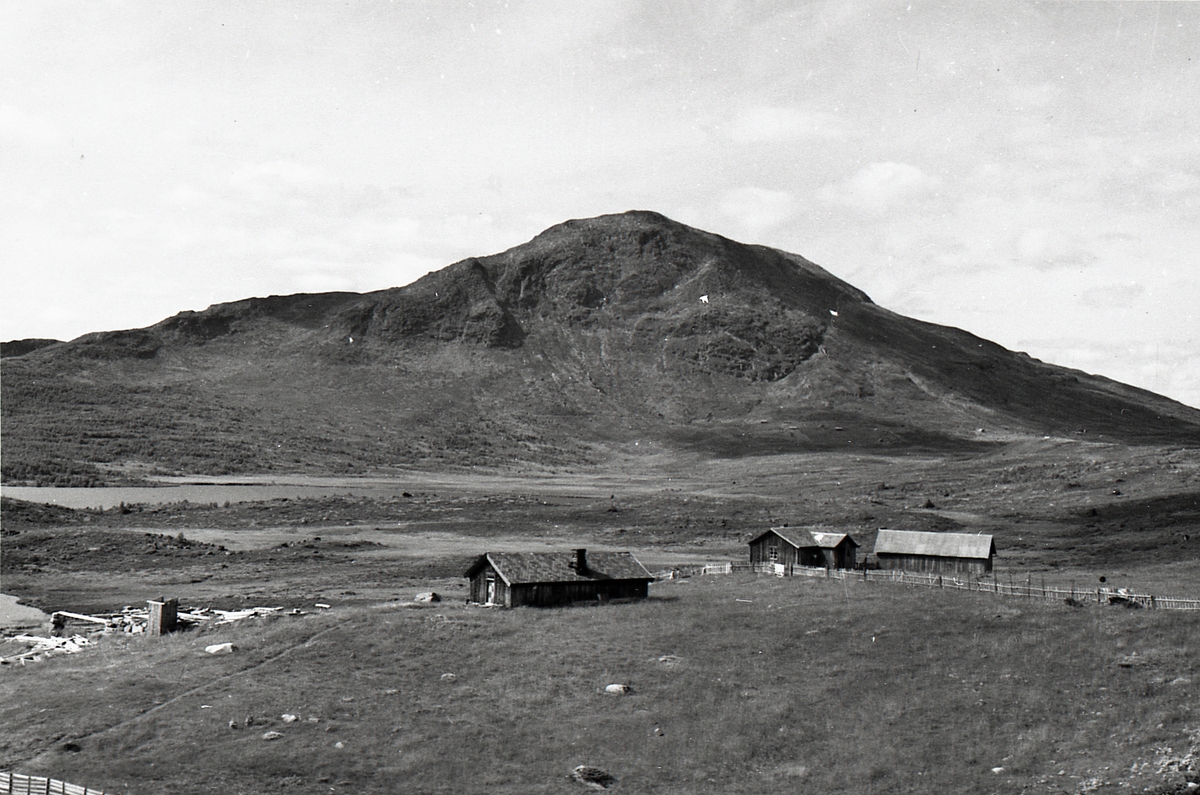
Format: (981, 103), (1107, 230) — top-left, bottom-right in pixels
(753, 527), (819, 549)
(465, 551), (654, 584)
(810, 531), (859, 549)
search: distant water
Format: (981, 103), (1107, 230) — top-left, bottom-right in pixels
(1, 483), (415, 510)
(0, 593), (51, 631)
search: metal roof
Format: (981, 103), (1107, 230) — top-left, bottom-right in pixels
(464, 551), (654, 585)
(873, 529), (995, 560)
(810, 531), (859, 549)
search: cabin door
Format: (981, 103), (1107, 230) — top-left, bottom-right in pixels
(486, 573), (497, 605)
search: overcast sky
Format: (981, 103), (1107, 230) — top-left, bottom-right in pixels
(3, 1), (1198, 407)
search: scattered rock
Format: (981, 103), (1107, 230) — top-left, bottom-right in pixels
(261, 731), (283, 741)
(205, 643), (236, 655)
(604, 683), (631, 694)
(570, 765), (618, 790)
(1170, 677), (1192, 686)
(282, 714), (299, 723)
(228, 720), (237, 730)
(991, 767), (1004, 774)
(334, 741), (345, 749)
(656, 655), (682, 669)
(413, 592), (441, 603)
(440, 673), (457, 681)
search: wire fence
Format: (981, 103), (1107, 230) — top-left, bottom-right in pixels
(0, 772), (107, 795)
(655, 563), (1200, 610)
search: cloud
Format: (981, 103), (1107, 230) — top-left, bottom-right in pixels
(0, 103), (63, 147)
(1013, 226), (1096, 270)
(1079, 283), (1146, 310)
(727, 106), (852, 144)
(818, 162), (940, 212)
(717, 187), (799, 237)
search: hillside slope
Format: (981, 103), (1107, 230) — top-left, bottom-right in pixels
(4, 210), (1199, 484)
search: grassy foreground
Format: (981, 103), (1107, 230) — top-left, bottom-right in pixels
(2, 574), (1198, 794)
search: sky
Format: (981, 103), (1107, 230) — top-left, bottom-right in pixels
(2, 1), (1198, 408)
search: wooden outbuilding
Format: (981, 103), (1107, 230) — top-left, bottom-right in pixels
(873, 529), (996, 575)
(810, 532), (860, 570)
(464, 549), (654, 608)
(748, 527), (825, 568)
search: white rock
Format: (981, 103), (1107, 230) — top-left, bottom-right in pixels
(204, 643), (236, 654)
(604, 684), (630, 694)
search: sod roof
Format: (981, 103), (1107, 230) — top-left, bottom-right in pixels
(464, 551), (654, 585)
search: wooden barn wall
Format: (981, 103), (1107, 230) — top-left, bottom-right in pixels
(876, 553), (991, 575)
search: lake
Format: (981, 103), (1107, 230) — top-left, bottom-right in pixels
(0, 471), (655, 510)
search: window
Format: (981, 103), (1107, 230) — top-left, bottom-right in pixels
(768, 545), (778, 562)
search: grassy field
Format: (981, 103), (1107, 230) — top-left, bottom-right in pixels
(3, 573), (1198, 794)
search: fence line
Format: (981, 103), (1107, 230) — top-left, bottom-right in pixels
(659, 563), (1200, 610)
(0, 772), (107, 795)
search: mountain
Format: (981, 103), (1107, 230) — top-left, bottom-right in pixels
(3, 210), (1199, 485)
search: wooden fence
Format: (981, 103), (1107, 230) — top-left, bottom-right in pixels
(0, 772), (107, 795)
(661, 563), (1200, 610)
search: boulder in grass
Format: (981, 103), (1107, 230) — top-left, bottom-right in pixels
(570, 765), (617, 790)
(414, 592), (441, 603)
(205, 642), (236, 654)
(262, 731), (283, 741)
(603, 683), (630, 695)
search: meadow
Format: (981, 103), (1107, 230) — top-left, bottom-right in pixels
(2, 573), (1197, 794)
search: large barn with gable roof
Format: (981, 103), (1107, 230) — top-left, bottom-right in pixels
(872, 529), (996, 575)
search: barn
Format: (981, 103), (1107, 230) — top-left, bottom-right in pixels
(872, 529), (996, 575)
(748, 527), (826, 568)
(463, 548), (654, 608)
(810, 531), (860, 569)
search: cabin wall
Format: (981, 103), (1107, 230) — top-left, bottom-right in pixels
(876, 553), (991, 576)
(509, 579), (649, 607)
(468, 563), (511, 605)
(820, 546), (857, 569)
(749, 536), (824, 567)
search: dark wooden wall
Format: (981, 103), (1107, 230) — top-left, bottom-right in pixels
(875, 553), (991, 576)
(468, 566), (649, 607)
(468, 563), (511, 606)
(821, 541), (857, 570)
(749, 535), (823, 567)
(510, 579), (649, 607)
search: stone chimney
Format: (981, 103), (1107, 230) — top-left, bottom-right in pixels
(572, 548), (588, 572)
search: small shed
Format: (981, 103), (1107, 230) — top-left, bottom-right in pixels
(810, 532), (860, 570)
(873, 529), (996, 575)
(464, 549), (654, 608)
(748, 527), (825, 568)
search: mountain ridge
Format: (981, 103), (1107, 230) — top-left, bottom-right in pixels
(3, 210), (1198, 484)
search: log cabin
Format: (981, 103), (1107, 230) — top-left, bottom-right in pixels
(464, 548), (654, 608)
